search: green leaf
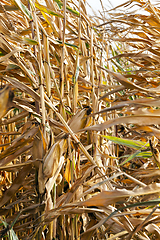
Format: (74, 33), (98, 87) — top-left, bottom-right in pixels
(6, 64), (20, 71)
(14, 0), (32, 20)
(54, 0), (63, 9)
(134, 151), (152, 158)
(66, 6), (80, 16)
(23, 37), (39, 45)
(119, 151), (152, 159)
(54, 0), (79, 16)
(0, 51), (4, 56)
(35, 2), (63, 18)
(10, 212), (21, 229)
(85, 42), (90, 49)
(102, 135), (149, 150)
(9, 229), (19, 240)
(0, 218), (7, 228)
(0, 218), (19, 240)
(56, 40), (78, 49)
(120, 151), (152, 166)
(120, 150), (140, 166)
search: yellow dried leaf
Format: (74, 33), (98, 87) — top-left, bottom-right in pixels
(64, 158), (71, 184)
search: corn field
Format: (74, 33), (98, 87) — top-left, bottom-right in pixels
(1, 0), (160, 239)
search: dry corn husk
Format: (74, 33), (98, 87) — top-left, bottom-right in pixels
(43, 139), (65, 180)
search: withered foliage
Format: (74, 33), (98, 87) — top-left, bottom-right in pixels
(1, 0), (160, 239)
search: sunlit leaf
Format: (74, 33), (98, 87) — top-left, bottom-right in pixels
(35, 2), (63, 18)
(102, 135), (149, 150)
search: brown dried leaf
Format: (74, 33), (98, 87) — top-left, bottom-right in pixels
(82, 115), (160, 132)
(78, 183), (160, 207)
(0, 85), (14, 119)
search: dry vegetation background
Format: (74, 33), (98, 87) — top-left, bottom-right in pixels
(1, 0), (160, 239)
